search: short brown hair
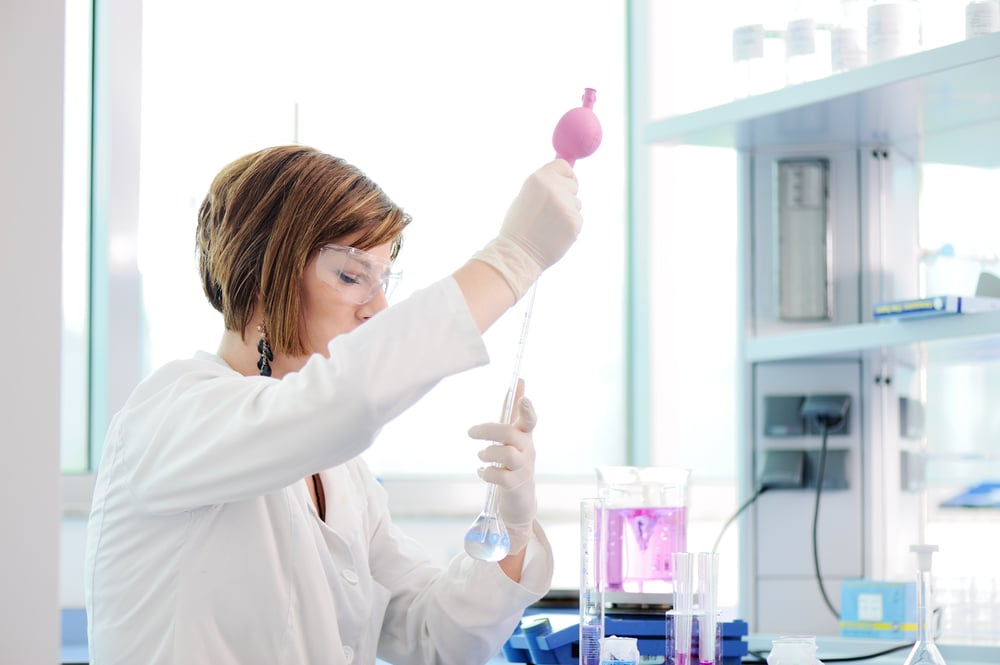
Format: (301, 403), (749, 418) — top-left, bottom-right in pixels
(196, 145), (409, 355)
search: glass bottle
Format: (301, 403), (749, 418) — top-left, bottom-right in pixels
(902, 544), (948, 665)
(867, 0), (922, 64)
(831, 0), (868, 72)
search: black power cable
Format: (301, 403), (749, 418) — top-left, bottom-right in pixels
(712, 485), (769, 555)
(745, 608), (942, 663)
(812, 418), (840, 620)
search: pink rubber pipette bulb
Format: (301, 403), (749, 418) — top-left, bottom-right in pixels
(552, 87), (603, 167)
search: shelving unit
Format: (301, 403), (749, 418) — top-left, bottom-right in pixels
(641, 32), (1000, 362)
(746, 310), (1000, 362)
(631, 14), (1000, 636)
(643, 32), (1000, 168)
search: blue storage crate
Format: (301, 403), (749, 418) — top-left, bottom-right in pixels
(503, 613), (749, 665)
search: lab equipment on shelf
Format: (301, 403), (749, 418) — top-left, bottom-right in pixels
(872, 295), (1000, 319)
(785, 0), (833, 85)
(731, 8), (786, 99)
(966, 0), (1000, 38)
(831, 0), (867, 72)
(867, 0), (922, 63)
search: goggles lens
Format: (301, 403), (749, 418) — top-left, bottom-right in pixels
(316, 244), (401, 305)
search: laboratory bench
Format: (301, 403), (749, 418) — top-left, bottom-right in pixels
(64, 613), (1000, 663)
(748, 634), (1000, 665)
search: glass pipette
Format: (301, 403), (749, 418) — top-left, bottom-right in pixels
(463, 284), (538, 561)
(463, 88), (602, 561)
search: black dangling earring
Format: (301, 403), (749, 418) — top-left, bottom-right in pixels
(256, 323), (273, 377)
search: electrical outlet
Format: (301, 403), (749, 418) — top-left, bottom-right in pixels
(759, 449), (807, 489)
(759, 448), (849, 490)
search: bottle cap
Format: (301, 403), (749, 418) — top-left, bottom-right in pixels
(909, 544), (939, 572)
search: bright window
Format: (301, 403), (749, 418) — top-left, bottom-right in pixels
(136, 0), (628, 476)
(61, 0), (94, 474)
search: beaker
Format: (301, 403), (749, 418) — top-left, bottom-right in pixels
(580, 498), (605, 665)
(596, 466), (690, 594)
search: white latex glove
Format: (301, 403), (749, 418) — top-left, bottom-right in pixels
(468, 383), (538, 555)
(472, 159), (583, 299)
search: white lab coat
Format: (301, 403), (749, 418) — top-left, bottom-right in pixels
(84, 277), (554, 665)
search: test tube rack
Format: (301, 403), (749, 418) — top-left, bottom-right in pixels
(502, 613), (749, 665)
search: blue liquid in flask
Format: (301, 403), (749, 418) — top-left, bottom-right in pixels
(463, 512), (511, 562)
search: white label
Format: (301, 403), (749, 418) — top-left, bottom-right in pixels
(733, 24), (765, 61)
(967, 1), (1000, 37)
(868, 3), (921, 63)
(832, 27), (866, 71)
(857, 592), (885, 622)
(787, 18), (816, 56)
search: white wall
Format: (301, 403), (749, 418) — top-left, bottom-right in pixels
(0, 1), (65, 662)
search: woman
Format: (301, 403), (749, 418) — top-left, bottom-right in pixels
(84, 145), (583, 664)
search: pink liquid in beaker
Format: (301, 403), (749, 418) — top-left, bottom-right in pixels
(601, 506), (687, 593)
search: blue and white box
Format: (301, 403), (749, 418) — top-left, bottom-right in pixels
(840, 579), (917, 640)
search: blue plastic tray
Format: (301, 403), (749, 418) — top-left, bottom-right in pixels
(503, 613), (749, 665)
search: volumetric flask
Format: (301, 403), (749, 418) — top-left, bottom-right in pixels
(903, 544), (947, 665)
(597, 466), (690, 595)
(580, 498), (604, 665)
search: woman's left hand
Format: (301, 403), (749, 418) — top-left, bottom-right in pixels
(468, 380), (537, 554)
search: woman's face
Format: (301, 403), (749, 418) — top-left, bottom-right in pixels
(298, 239), (395, 357)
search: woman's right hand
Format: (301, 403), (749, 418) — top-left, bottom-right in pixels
(472, 159), (583, 299)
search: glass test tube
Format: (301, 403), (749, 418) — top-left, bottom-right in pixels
(580, 498), (604, 665)
(670, 552), (695, 665)
(697, 552), (720, 665)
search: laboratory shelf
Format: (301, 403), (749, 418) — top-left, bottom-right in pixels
(744, 310), (1000, 363)
(642, 33), (1000, 168)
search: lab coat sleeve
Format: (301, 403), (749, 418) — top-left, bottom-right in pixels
(368, 475), (554, 665)
(119, 278), (490, 514)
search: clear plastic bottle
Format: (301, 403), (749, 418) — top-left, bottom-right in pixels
(732, 4), (787, 98)
(786, 0), (834, 84)
(966, 0), (1000, 38)
(831, 0), (868, 72)
(867, 0), (922, 63)
(902, 544), (948, 665)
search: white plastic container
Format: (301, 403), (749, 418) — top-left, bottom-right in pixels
(767, 636), (825, 665)
(867, 0), (922, 63)
(966, 0), (1000, 38)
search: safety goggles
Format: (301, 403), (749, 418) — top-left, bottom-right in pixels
(315, 244), (401, 305)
